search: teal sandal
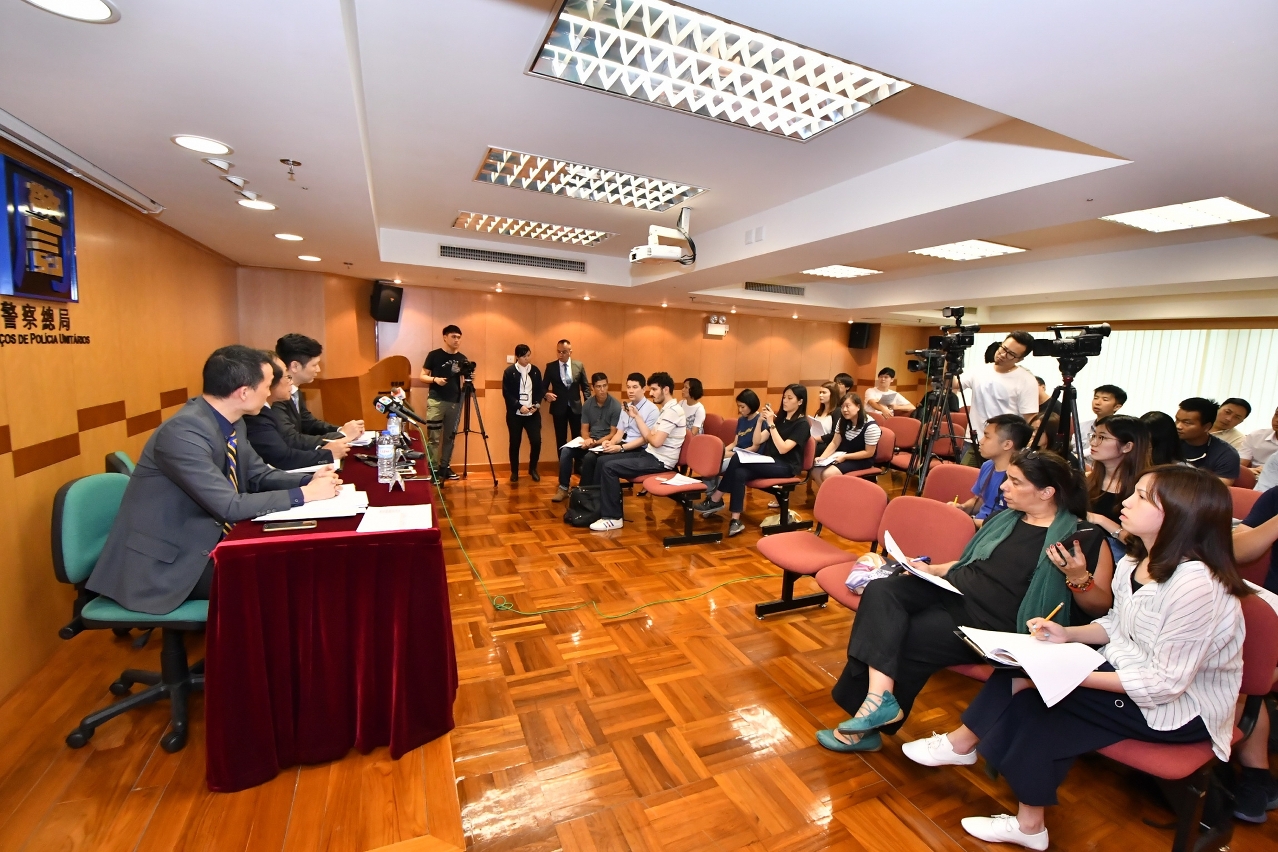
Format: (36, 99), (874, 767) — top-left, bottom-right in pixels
(837, 691), (903, 734)
(817, 729), (882, 753)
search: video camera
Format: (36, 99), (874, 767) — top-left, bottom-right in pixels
(459, 358), (478, 381)
(1030, 323), (1111, 359)
(906, 306), (980, 377)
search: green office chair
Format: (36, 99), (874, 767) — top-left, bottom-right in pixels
(52, 473), (207, 753)
(104, 451), (134, 475)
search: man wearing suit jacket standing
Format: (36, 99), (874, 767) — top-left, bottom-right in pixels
(88, 346), (342, 615)
(543, 339), (589, 452)
(502, 344), (544, 484)
(276, 333), (363, 453)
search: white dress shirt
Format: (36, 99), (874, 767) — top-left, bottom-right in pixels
(1094, 556), (1244, 761)
(1242, 429), (1278, 466)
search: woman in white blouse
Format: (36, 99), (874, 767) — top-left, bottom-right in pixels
(900, 464), (1248, 850)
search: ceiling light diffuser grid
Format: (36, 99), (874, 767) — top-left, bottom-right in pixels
(531, 0), (911, 141)
(1100, 196), (1269, 233)
(909, 239), (1025, 261)
(802, 265), (881, 278)
(475, 147), (705, 211)
(453, 211), (617, 247)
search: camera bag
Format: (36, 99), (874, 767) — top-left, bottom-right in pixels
(563, 485), (602, 527)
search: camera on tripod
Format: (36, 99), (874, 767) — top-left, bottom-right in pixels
(1030, 324), (1111, 358)
(459, 358), (478, 383)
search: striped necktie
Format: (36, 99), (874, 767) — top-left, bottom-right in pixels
(223, 433), (239, 535)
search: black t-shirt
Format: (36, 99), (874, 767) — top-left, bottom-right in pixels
(423, 348), (469, 403)
(763, 415), (812, 475)
(1180, 435), (1241, 479)
(1092, 491), (1121, 525)
(1243, 487), (1278, 593)
(948, 520), (1049, 631)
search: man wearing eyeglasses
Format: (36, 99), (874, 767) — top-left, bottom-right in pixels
(958, 332), (1039, 466)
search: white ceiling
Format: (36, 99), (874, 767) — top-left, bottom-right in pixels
(2, 0), (1276, 324)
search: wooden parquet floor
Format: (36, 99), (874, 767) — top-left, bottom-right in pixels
(3, 473), (1278, 851)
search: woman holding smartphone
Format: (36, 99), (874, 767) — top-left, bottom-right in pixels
(902, 465), (1247, 850)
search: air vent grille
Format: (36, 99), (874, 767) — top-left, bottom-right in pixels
(440, 245), (586, 273)
(745, 282), (805, 297)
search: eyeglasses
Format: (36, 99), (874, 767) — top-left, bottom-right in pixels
(1089, 432), (1116, 444)
(996, 344), (1026, 360)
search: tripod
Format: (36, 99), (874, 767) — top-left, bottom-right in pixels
(909, 355), (974, 495)
(457, 378), (498, 486)
(1032, 355), (1089, 469)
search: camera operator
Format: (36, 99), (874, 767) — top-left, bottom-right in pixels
(420, 324), (471, 480)
(958, 331), (1039, 466)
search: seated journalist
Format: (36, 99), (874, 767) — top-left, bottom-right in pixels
(87, 346), (342, 614)
(903, 465), (1245, 851)
(566, 372), (658, 495)
(815, 450), (1114, 755)
(245, 356), (350, 470)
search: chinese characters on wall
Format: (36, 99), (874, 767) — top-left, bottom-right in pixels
(0, 299), (86, 346)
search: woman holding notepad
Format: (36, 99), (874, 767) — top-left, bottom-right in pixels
(818, 451), (1114, 757)
(812, 393), (880, 490)
(904, 465), (1247, 850)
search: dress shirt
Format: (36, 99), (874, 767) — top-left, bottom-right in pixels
(1094, 556), (1244, 761)
(1242, 429), (1278, 466)
(617, 398), (658, 443)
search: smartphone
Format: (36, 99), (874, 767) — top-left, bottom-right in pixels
(1054, 524), (1103, 556)
(263, 520), (318, 532)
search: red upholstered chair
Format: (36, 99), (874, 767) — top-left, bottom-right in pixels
(644, 434), (726, 548)
(887, 416), (922, 476)
(1097, 595), (1278, 852)
(868, 411), (887, 426)
(754, 477), (888, 617)
(703, 412), (723, 436)
(750, 436), (818, 536)
(631, 439), (690, 487)
(845, 426), (895, 482)
(711, 419), (739, 447)
(1239, 548), (1272, 586)
(1231, 486), (1261, 521)
(1236, 465), (1258, 490)
(921, 463), (980, 504)
(878, 496), (975, 564)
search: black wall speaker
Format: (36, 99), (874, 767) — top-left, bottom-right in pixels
(847, 322), (872, 349)
(370, 281), (403, 323)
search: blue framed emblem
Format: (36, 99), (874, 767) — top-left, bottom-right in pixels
(1, 156), (78, 303)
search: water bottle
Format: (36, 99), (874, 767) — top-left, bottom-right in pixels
(377, 431), (396, 483)
(387, 413), (401, 438)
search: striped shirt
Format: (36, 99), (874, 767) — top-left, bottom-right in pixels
(1095, 556), (1244, 761)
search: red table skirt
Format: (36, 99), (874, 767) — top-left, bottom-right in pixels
(205, 454), (456, 792)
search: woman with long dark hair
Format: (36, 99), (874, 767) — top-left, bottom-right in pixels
(816, 451), (1114, 754)
(813, 392), (880, 491)
(905, 465), (1247, 850)
(696, 384), (810, 538)
(1140, 411), (1185, 466)
(1085, 414), (1151, 540)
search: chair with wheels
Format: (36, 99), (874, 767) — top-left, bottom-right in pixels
(104, 451), (135, 475)
(750, 437), (818, 536)
(754, 476), (888, 618)
(52, 473), (207, 753)
(644, 434), (726, 548)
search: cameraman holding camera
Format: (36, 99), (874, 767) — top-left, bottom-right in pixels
(958, 331), (1039, 466)
(420, 324), (471, 480)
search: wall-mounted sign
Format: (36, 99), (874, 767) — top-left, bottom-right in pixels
(1, 156), (78, 303)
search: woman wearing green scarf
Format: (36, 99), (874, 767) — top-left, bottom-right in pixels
(818, 451), (1114, 753)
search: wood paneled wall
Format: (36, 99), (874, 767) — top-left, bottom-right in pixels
(0, 139), (239, 701)
(376, 287), (911, 470)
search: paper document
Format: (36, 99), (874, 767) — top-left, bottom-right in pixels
(959, 626), (1104, 707)
(286, 458), (342, 474)
(255, 484), (368, 522)
(356, 504), (433, 532)
(883, 530), (962, 594)
(562, 437), (585, 449)
(348, 431), (378, 447)
(652, 472), (703, 487)
(807, 417), (827, 439)
(733, 447), (773, 464)
(589, 445), (607, 453)
(813, 455), (840, 468)
(878, 391), (900, 406)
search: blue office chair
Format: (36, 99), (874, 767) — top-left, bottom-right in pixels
(104, 451), (135, 475)
(52, 473), (207, 753)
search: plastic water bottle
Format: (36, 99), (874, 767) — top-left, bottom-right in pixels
(377, 431), (396, 483)
(387, 413), (401, 438)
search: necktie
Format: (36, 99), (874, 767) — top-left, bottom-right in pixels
(223, 433), (239, 535)
(562, 361), (570, 386)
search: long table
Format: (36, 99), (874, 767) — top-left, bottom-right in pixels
(205, 442), (456, 793)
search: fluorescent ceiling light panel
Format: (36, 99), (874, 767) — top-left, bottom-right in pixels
(453, 211), (616, 247)
(531, 0), (911, 141)
(475, 147), (705, 212)
(801, 265), (881, 278)
(910, 239), (1025, 261)
(1100, 196), (1269, 233)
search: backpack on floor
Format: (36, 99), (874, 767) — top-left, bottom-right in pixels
(564, 485), (602, 528)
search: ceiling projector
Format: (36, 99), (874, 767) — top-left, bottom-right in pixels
(630, 207), (696, 266)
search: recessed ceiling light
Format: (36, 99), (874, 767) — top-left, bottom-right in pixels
(661, 301), (668, 308)
(238, 199), (276, 211)
(222, 176), (249, 189)
(274, 233), (303, 241)
(910, 239), (1025, 261)
(203, 158), (233, 172)
(730, 307), (736, 314)
(531, 0), (910, 141)
(453, 210), (617, 247)
(584, 295), (591, 300)
(847, 319), (854, 323)
(475, 147), (705, 212)
(1100, 196), (1269, 232)
(172, 135), (232, 156)
(21, 0), (119, 23)
(802, 265), (882, 278)
(393, 278), (402, 284)
(792, 313), (799, 319)
(495, 284), (503, 293)
(298, 255), (321, 262)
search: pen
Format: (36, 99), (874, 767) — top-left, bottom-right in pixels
(1032, 602), (1065, 637)
(950, 496), (959, 505)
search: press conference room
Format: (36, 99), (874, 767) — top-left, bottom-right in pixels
(2, 1), (1278, 850)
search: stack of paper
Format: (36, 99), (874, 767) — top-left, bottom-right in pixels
(813, 455), (839, 468)
(652, 472), (703, 487)
(959, 626), (1104, 706)
(561, 437), (585, 449)
(255, 483), (369, 522)
(733, 447), (772, 464)
(348, 431), (378, 447)
(286, 458), (342, 474)
(883, 531), (963, 594)
(356, 504), (433, 532)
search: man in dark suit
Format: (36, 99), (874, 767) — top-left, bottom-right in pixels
(543, 338), (589, 451)
(88, 346), (342, 614)
(502, 344), (543, 483)
(276, 333), (363, 451)
(246, 356), (352, 470)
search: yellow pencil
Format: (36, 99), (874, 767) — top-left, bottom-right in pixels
(950, 496), (959, 505)
(1032, 602), (1065, 637)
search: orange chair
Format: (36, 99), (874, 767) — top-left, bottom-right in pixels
(1231, 486), (1261, 521)
(921, 463), (980, 504)
(754, 477), (887, 617)
(644, 434), (726, 548)
(1236, 465), (1258, 490)
(749, 437), (817, 536)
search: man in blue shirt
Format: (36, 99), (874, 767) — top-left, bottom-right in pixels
(576, 372), (657, 488)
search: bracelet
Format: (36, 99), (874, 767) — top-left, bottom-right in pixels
(1065, 572), (1095, 592)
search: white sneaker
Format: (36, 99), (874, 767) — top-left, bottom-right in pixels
(589, 518), (623, 531)
(902, 733), (979, 767)
(960, 815), (1048, 851)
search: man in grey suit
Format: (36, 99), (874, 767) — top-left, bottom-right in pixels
(88, 346), (342, 614)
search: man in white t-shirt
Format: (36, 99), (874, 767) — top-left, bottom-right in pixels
(1242, 405), (1278, 479)
(863, 367), (916, 417)
(958, 332), (1038, 466)
(591, 373), (686, 531)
